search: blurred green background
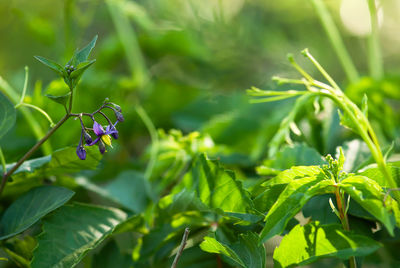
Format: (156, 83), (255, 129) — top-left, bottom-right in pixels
(2, 0), (400, 267)
(1, 0), (400, 167)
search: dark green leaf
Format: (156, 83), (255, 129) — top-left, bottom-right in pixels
(76, 171), (152, 213)
(259, 175), (334, 242)
(34, 56), (65, 76)
(70, 60), (96, 79)
(200, 232), (265, 268)
(273, 222), (382, 267)
(339, 175), (396, 235)
(0, 91), (16, 139)
(69, 35), (98, 66)
(0, 186), (74, 240)
(31, 203), (127, 268)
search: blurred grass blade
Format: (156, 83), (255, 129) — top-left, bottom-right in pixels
(0, 91), (16, 140)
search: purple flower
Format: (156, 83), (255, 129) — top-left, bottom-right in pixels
(87, 121), (118, 154)
(76, 146), (86, 160)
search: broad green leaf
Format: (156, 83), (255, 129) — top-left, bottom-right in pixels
(2, 147), (102, 197)
(0, 186), (74, 240)
(158, 189), (209, 215)
(273, 222), (382, 267)
(31, 203), (127, 268)
(255, 166), (323, 213)
(76, 171), (152, 213)
(34, 56), (65, 76)
(69, 35), (98, 66)
(45, 79), (71, 106)
(177, 153), (253, 213)
(259, 176), (335, 242)
(200, 232), (265, 268)
(339, 175), (396, 235)
(0, 91), (16, 139)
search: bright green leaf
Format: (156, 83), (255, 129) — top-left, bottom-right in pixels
(259, 176), (335, 242)
(200, 232), (265, 268)
(273, 222), (382, 267)
(0, 91), (16, 139)
(339, 175), (396, 235)
(0, 186), (74, 240)
(31, 203), (127, 268)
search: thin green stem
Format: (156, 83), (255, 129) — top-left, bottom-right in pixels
(287, 54), (314, 82)
(19, 103), (55, 127)
(302, 49), (341, 92)
(0, 75), (52, 154)
(15, 66), (29, 107)
(0, 147), (6, 176)
(367, 0), (384, 79)
(310, 0), (359, 83)
(0, 114), (70, 196)
(135, 105), (158, 181)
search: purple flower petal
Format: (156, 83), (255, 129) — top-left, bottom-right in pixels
(93, 121), (105, 136)
(98, 140), (106, 154)
(87, 137), (101, 146)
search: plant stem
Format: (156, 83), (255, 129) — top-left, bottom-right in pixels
(171, 228), (190, 268)
(367, 0), (384, 80)
(18, 103), (55, 127)
(310, 0), (359, 83)
(335, 189), (356, 268)
(0, 114), (70, 196)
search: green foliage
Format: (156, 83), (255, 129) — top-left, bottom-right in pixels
(0, 186), (74, 240)
(0, 91), (16, 139)
(339, 175), (397, 234)
(31, 203), (127, 268)
(273, 222), (382, 267)
(200, 232), (265, 268)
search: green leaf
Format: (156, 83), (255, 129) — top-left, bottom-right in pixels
(31, 203), (127, 268)
(2, 147), (102, 198)
(358, 161), (400, 187)
(0, 186), (74, 240)
(176, 153), (253, 213)
(264, 143), (326, 171)
(44, 79), (71, 106)
(76, 171), (152, 213)
(69, 60), (96, 88)
(0, 91), (16, 139)
(273, 222), (382, 267)
(68, 35), (98, 66)
(254, 166), (323, 213)
(200, 232), (265, 268)
(339, 175), (396, 235)
(34, 56), (65, 76)
(259, 174), (335, 242)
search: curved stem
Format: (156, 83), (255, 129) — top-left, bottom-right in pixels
(19, 103), (55, 127)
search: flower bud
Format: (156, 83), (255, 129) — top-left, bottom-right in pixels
(98, 140), (106, 154)
(83, 131), (93, 144)
(115, 111), (124, 122)
(76, 146), (86, 160)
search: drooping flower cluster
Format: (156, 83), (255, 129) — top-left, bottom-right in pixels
(75, 101), (124, 160)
